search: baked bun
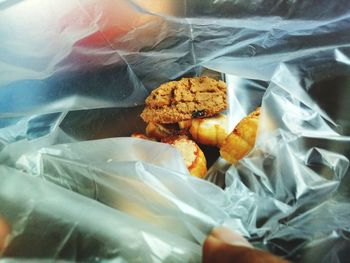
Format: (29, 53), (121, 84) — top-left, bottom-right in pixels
(178, 119), (192, 130)
(145, 122), (179, 140)
(131, 132), (155, 140)
(220, 108), (260, 164)
(189, 114), (228, 147)
(165, 136), (207, 178)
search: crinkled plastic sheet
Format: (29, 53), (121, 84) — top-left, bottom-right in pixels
(1, 0), (350, 262)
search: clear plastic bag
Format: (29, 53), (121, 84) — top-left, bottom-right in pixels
(1, 0), (350, 262)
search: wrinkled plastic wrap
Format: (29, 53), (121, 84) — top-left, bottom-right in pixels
(1, 0), (350, 262)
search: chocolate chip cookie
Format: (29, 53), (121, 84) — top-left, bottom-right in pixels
(140, 77), (227, 124)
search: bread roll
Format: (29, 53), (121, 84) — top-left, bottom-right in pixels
(220, 108), (260, 164)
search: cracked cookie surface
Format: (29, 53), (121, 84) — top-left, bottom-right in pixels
(141, 77), (227, 124)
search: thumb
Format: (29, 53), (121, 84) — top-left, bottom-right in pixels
(203, 227), (290, 263)
(0, 217), (10, 255)
(209, 226), (252, 248)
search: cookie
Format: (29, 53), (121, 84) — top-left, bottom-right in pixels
(140, 77), (227, 124)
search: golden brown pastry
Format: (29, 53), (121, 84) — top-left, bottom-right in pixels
(130, 132), (156, 141)
(220, 108), (261, 164)
(131, 133), (207, 178)
(141, 77), (227, 124)
(178, 119), (192, 130)
(165, 136), (207, 178)
(189, 114), (228, 148)
(145, 122), (179, 141)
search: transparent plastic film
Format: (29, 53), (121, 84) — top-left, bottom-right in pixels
(1, 0), (350, 262)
